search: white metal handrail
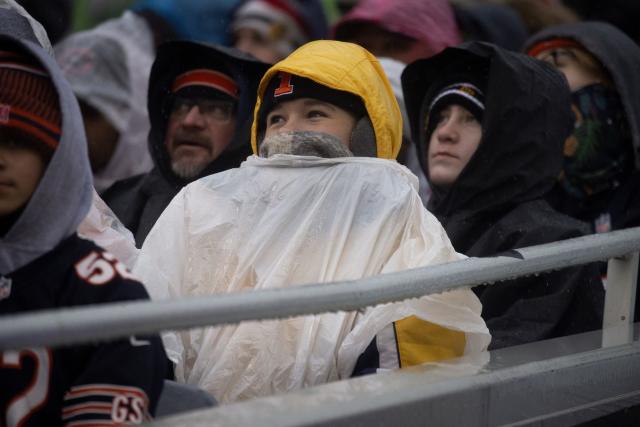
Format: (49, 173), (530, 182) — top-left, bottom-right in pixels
(0, 227), (639, 351)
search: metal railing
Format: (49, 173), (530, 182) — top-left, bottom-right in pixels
(1, 226), (639, 351)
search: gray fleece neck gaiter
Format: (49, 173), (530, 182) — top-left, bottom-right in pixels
(259, 131), (354, 158)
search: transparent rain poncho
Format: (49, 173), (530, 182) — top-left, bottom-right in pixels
(134, 155), (490, 402)
(55, 11), (154, 192)
(78, 190), (139, 269)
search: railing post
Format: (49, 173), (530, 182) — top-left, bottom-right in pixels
(602, 251), (639, 347)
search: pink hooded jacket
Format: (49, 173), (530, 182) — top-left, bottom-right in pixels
(332, 0), (461, 58)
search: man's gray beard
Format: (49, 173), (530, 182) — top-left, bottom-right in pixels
(259, 131), (354, 158)
(171, 158), (208, 179)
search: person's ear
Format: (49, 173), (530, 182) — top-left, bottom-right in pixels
(350, 116), (377, 157)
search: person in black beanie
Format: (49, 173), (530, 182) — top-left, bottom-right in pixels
(421, 78), (486, 189)
(402, 42), (605, 349)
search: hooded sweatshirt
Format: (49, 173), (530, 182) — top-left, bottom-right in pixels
(402, 42), (604, 349)
(0, 0), (52, 54)
(0, 35), (166, 425)
(525, 22), (640, 323)
(134, 40), (490, 402)
(524, 22), (640, 233)
(103, 41), (268, 247)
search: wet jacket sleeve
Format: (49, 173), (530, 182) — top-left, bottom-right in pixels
(478, 262), (604, 350)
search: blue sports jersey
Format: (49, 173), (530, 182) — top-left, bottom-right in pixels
(0, 234), (166, 427)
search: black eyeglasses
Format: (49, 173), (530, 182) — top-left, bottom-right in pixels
(170, 96), (236, 123)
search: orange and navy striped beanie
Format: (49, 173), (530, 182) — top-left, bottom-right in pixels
(0, 49), (61, 150)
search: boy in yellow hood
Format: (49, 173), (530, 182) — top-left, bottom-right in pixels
(134, 40), (490, 403)
(256, 70), (375, 157)
(251, 40), (403, 160)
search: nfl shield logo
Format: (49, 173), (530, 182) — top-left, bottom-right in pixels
(0, 276), (12, 301)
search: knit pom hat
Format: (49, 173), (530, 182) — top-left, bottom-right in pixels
(258, 71), (366, 137)
(0, 48), (60, 150)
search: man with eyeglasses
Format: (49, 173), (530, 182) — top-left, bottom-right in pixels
(103, 41), (268, 247)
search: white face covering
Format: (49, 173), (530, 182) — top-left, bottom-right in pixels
(259, 131), (354, 158)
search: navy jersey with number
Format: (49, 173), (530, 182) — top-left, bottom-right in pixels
(0, 234), (166, 427)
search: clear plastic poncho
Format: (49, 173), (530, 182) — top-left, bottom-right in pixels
(55, 11), (154, 192)
(134, 155), (490, 402)
(78, 190), (139, 269)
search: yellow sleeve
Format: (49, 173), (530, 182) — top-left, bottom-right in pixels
(394, 316), (466, 367)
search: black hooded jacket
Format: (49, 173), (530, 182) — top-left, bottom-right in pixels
(525, 22), (640, 323)
(402, 42), (604, 349)
(103, 41), (268, 247)
(525, 22), (640, 233)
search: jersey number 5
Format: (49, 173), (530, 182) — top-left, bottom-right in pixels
(1, 349), (51, 427)
(75, 251), (135, 286)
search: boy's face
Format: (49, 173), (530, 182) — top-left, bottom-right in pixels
(0, 138), (47, 217)
(264, 98), (357, 148)
(428, 104), (482, 188)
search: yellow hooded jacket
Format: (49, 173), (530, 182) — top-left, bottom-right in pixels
(250, 41), (484, 369)
(251, 40), (403, 160)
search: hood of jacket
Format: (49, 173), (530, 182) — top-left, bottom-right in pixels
(0, 36), (93, 274)
(148, 40), (269, 188)
(332, 0), (461, 58)
(0, 1), (52, 54)
(55, 11), (155, 192)
(402, 41), (573, 221)
(524, 21), (640, 170)
(251, 40), (403, 159)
